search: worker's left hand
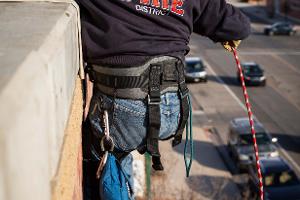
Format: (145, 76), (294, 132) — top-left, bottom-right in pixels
(222, 40), (241, 52)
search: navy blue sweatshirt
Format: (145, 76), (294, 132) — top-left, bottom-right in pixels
(76, 0), (250, 67)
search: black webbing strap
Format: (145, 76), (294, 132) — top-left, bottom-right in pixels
(90, 71), (149, 89)
(172, 61), (190, 147)
(147, 64), (164, 171)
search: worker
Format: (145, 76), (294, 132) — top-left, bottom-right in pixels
(75, 0), (251, 199)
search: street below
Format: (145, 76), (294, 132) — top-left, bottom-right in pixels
(188, 5), (300, 177)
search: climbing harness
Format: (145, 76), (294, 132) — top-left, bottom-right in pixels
(87, 56), (191, 171)
(232, 48), (264, 200)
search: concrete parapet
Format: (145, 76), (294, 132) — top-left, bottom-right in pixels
(0, 1), (83, 200)
(52, 78), (83, 200)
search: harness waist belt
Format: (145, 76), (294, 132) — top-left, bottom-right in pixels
(88, 56), (181, 99)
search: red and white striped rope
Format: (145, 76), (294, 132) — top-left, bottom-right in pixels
(232, 48), (264, 200)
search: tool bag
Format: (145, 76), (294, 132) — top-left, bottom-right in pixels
(99, 153), (133, 200)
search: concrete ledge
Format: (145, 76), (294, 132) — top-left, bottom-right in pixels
(52, 78), (83, 200)
(0, 2), (82, 200)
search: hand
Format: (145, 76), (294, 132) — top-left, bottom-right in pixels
(222, 40), (241, 52)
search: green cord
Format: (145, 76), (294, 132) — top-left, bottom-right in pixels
(184, 94), (193, 177)
(145, 153), (151, 200)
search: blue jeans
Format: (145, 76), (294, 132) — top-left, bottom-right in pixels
(83, 89), (181, 199)
(89, 89), (181, 152)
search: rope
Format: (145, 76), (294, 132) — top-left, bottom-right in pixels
(232, 48), (264, 200)
(184, 94), (193, 177)
(145, 153), (152, 200)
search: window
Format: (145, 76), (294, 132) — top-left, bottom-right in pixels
(186, 61), (204, 72)
(242, 65), (263, 74)
(239, 132), (270, 146)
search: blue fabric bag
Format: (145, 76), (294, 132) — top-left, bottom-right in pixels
(99, 153), (132, 200)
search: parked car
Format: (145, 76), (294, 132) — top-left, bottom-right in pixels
(248, 157), (300, 200)
(184, 57), (207, 82)
(264, 22), (297, 36)
(227, 117), (278, 171)
(237, 62), (266, 86)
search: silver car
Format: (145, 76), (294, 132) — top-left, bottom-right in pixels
(227, 117), (279, 171)
(184, 57), (207, 82)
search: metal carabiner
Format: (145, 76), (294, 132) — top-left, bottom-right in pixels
(96, 110), (114, 178)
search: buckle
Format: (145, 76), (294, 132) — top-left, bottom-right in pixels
(172, 135), (183, 147)
(148, 94), (161, 105)
(179, 81), (189, 98)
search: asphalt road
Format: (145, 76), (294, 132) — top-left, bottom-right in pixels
(187, 10), (300, 175)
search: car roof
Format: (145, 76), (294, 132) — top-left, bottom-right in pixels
(185, 57), (202, 62)
(241, 62), (258, 66)
(241, 62), (263, 70)
(230, 117), (265, 134)
(260, 157), (292, 174)
(273, 22), (292, 26)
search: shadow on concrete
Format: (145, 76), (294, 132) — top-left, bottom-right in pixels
(185, 175), (242, 200)
(173, 139), (229, 172)
(207, 74), (240, 87)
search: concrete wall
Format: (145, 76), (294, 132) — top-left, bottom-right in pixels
(0, 2), (83, 200)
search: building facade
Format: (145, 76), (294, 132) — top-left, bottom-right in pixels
(267, 0), (300, 19)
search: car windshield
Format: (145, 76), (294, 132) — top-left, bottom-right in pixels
(242, 64), (263, 74)
(264, 170), (300, 187)
(186, 61), (204, 72)
(239, 132), (270, 145)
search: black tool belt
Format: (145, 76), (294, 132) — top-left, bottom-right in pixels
(87, 56), (190, 171)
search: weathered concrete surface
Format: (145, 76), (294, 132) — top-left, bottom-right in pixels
(132, 151), (146, 198)
(0, 2), (82, 200)
(52, 78), (83, 200)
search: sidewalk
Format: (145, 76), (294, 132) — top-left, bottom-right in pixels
(150, 126), (242, 200)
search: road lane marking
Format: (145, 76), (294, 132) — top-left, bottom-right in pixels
(205, 62), (300, 174)
(205, 63), (247, 113)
